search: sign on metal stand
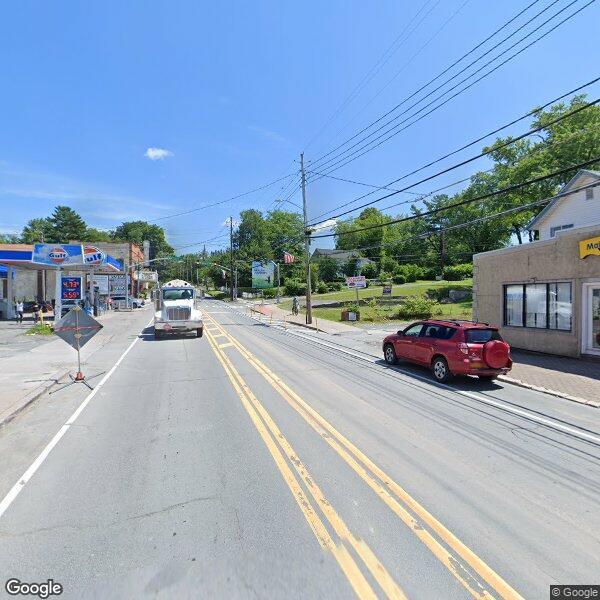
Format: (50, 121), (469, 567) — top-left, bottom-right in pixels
(51, 305), (103, 393)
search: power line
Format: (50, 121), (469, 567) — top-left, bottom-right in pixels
(149, 171), (296, 223)
(309, 0), (592, 175)
(322, 179), (600, 258)
(307, 93), (600, 225)
(307, 0), (548, 168)
(310, 155), (600, 239)
(302, 0), (439, 152)
(320, 0), (472, 153)
(305, 170), (423, 195)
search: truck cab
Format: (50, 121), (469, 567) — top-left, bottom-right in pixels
(154, 280), (204, 339)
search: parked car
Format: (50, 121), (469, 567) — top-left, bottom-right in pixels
(382, 320), (512, 383)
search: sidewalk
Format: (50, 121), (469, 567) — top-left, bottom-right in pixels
(238, 299), (599, 406)
(0, 307), (151, 426)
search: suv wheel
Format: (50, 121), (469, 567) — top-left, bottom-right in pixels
(384, 344), (397, 365)
(431, 356), (451, 383)
(196, 328), (203, 338)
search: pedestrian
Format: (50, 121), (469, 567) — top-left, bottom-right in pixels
(15, 299), (24, 324)
(292, 296), (300, 316)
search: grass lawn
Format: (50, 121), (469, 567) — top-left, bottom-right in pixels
(286, 279), (473, 324)
(281, 279), (472, 308)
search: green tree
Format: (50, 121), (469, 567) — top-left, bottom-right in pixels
(85, 227), (113, 242)
(21, 217), (55, 243)
(48, 206), (87, 241)
(112, 221), (174, 258)
(316, 255), (339, 282)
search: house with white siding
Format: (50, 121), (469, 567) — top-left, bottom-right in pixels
(528, 169), (600, 240)
(472, 169), (600, 358)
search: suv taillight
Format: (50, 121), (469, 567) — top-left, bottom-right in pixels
(458, 342), (469, 355)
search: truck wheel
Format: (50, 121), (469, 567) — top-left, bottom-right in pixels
(155, 330), (163, 340)
(197, 328), (203, 338)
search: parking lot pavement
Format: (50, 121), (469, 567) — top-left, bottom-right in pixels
(0, 307), (152, 426)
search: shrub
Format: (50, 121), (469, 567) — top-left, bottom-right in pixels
(444, 263), (473, 280)
(396, 296), (440, 319)
(262, 288), (278, 298)
(361, 262), (379, 279)
(327, 282), (343, 292)
(317, 282), (328, 294)
(392, 274), (406, 284)
(284, 280), (306, 296)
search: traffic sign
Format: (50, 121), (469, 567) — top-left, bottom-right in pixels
(54, 306), (103, 350)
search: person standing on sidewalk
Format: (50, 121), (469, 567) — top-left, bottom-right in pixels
(292, 296), (300, 316)
(15, 299), (24, 324)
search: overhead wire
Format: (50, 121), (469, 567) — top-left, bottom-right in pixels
(307, 92), (600, 225)
(308, 0), (593, 176)
(306, 0), (548, 168)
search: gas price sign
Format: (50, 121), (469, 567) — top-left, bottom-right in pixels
(61, 276), (83, 301)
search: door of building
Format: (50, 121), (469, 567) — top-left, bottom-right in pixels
(583, 284), (600, 355)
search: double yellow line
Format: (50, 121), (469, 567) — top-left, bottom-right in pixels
(204, 320), (406, 599)
(204, 313), (524, 599)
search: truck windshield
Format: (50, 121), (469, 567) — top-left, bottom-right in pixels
(163, 289), (194, 300)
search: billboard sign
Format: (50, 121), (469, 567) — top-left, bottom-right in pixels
(251, 261), (275, 289)
(88, 274), (109, 294)
(109, 274), (127, 295)
(61, 276), (83, 301)
(346, 275), (367, 289)
(32, 244), (83, 267)
(143, 240), (150, 267)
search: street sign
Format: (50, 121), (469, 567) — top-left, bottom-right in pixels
(382, 285), (392, 296)
(54, 306), (103, 350)
(136, 271), (158, 282)
(109, 274), (127, 294)
(32, 244), (83, 267)
(346, 275), (367, 289)
(61, 276), (83, 301)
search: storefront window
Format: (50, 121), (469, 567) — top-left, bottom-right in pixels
(504, 282), (572, 331)
(504, 284), (523, 326)
(549, 282), (572, 331)
(525, 284), (547, 328)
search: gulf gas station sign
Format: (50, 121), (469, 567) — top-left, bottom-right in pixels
(32, 244), (85, 267)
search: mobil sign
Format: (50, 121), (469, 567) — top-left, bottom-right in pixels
(32, 244), (84, 267)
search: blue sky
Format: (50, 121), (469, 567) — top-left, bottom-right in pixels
(1, 0), (598, 252)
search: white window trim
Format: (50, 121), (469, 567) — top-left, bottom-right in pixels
(581, 281), (600, 356)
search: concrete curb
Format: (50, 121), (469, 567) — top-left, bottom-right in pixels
(0, 367), (71, 428)
(498, 375), (599, 408)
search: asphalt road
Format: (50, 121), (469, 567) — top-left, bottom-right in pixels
(0, 300), (598, 599)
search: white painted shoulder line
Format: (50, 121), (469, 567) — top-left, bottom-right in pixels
(0, 318), (154, 520)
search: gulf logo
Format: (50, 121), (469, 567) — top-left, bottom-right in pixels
(48, 247), (68, 264)
(84, 246), (104, 265)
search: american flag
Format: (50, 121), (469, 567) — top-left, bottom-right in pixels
(283, 251), (295, 264)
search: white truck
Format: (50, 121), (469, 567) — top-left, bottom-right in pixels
(154, 279), (204, 339)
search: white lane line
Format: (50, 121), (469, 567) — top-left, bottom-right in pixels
(223, 309), (600, 446)
(0, 317), (154, 520)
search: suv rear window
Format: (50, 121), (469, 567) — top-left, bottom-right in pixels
(466, 329), (503, 343)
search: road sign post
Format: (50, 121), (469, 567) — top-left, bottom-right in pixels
(51, 305), (104, 393)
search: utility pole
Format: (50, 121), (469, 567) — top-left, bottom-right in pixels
(300, 152), (313, 324)
(440, 229), (445, 278)
(229, 216), (235, 301)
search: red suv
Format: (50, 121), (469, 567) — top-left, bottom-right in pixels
(383, 320), (512, 383)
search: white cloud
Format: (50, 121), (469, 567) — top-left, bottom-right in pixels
(144, 147), (174, 161)
(310, 218), (337, 232)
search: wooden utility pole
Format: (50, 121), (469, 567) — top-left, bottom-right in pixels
(229, 217), (235, 301)
(300, 153), (313, 324)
